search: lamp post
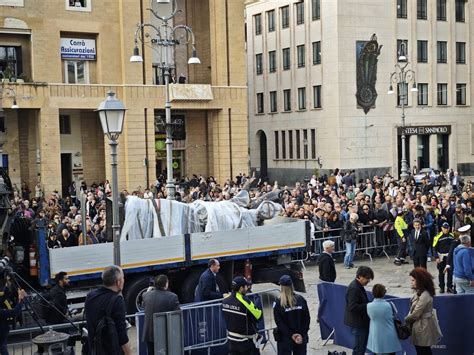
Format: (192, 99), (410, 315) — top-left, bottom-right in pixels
(130, 0), (200, 200)
(303, 138), (309, 182)
(97, 91), (126, 266)
(388, 42), (417, 181)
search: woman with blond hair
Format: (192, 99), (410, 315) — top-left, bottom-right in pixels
(273, 275), (310, 355)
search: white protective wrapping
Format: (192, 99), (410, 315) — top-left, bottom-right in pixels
(120, 194), (284, 240)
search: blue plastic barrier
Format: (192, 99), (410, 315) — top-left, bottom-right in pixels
(136, 293), (267, 354)
(317, 282), (474, 354)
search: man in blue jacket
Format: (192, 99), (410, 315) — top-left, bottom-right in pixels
(453, 235), (474, 294)
(195, 259), (223, 302)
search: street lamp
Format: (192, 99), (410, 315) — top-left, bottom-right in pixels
(96, 91), (126, 266)
(303, 138), (309, 182)
(388, 42), (417, 181)
(130, 0), (200, 200)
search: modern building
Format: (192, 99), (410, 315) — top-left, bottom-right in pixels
(246, 0), (474, 183)
(0, 0), (248, 195)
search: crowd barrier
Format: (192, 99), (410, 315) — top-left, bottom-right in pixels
(135, 288), (279, 354)
(317, 282), (474, 354)
(310, 225), (399, 261)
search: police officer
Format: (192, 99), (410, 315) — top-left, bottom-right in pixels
(444, 224), (472, 292)
(433, 222), (455, 293)
(222, 276), (262, 355)
(273, 275), (310, 355)
(0, 284), (25, 355)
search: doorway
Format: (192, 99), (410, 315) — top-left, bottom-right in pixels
(61, 153), (72, 196)
(258, 131), (268, 179)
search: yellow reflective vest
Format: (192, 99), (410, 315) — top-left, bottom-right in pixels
(394, 216), (408, 238)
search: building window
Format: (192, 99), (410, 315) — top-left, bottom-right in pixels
(397, 83), (408, 106)
(303, 129), (308, 159)
(64, 60), (89, 84)
(437, 83), (448, 105)
(267, 10), (275, 32)
(397, 0), (407, 18)
(312, 41), (321, 65)
(417, 0), (427, 19)
(270, 91), (277, 112)
(0, 46), (22, 78)
(397, 39), (408, 62)
(283, 89), (291, 111)
(417, 40), (428, 63)
(257, 93), (264, 113)
(289, 130), (294, 159)
(310, 129), (316, 159)
(269, 51), (276, 73)
(59, 115), (72, 134)
(256, 54), (263, 75)
(437, 41), (447, 63)
(456, 42), (466, 64)
(274, 131), (279, 159)
(281, 131), (286, 159)
(456, 83), (466, 105)
(254, 14), (262, 35)
(437, 0), (446, 21)
(418, 83), (428, 105)
(298, 87), (306, 110)
(455, 0), (465, 22)
(66, 0), (91, 11)
(281, 6), (289, 28)
(297, 45), (305, 68)
(312, 0), (320, 20)
(296, 130), (301, 159)
(282, 48), (290, 70)
(296, 2), (304, 25)
(313, 85), (322, 108)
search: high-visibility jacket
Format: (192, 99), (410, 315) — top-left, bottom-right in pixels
(432, 231), (454, 255)
(222, 292), (262, 342)
(394, 216), (408, 238)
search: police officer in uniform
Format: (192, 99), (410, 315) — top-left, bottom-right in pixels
(273, 275), (310, 355)
(444, 224), (472, 293)
(222, 277), (262, 355)
(433, 222), (455, 293)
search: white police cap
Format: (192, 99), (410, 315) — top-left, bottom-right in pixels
(458, 225), (471, 233)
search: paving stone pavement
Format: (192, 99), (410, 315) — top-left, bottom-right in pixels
(253, 254), (441, 354)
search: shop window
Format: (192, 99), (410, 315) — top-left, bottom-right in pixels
(66, 0), (91, 11)
(64, 60), (89, 84)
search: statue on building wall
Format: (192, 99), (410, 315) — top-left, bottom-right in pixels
(356, 34), (382, 114)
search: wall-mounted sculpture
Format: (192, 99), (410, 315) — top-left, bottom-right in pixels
(356, 34), (383, 114)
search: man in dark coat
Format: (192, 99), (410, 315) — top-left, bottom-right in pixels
(46, 271), (70, 324)
(142, 275), (180, 354)
(344, 266), (374, 355)
(318, 240), (336, 282)
(194, 259), (223, 302)
(410, 219), (431, 268)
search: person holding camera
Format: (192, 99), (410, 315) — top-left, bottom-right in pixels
(273, 275), (310, 355)
(0, 285), (26, 355)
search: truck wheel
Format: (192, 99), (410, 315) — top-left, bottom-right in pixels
(180, 269), (202, 303)
(123, 276), (152, 315)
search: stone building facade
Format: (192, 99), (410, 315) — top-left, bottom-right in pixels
(0, 0), (248, 195)
(246, 0), (474, 183)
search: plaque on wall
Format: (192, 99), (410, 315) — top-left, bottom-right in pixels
(356, 34), (383, 114)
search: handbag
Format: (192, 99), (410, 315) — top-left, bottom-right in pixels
(390, 302), (411, 340)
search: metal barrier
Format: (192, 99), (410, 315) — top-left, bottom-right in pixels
(310, 224), (399, 262)
(7, 314), (135, 355)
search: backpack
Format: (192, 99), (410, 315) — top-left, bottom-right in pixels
(91, 294), (121, 355)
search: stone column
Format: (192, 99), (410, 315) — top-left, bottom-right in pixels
(38, 104), (61, 195)
(429, 134), (438, 170)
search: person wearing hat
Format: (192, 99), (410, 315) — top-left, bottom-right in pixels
(222, 276), (262, 354)
(273, 275), (310, 355)
(444, 224), (472, 288)
(433, 222), (455, 293)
